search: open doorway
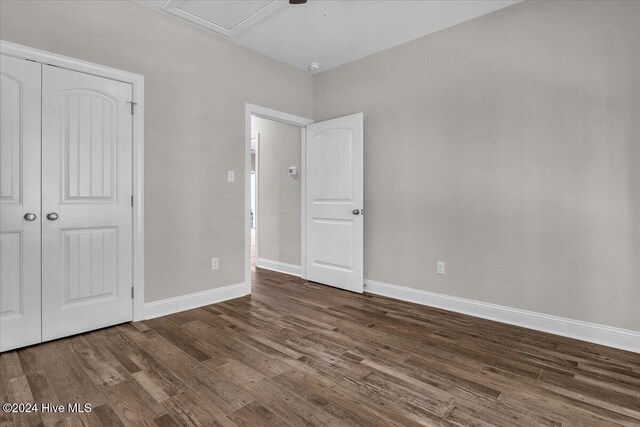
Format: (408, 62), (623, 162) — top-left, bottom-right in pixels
(244, 105), (364, 295)
(244, 105), (313, 293)
(251, 116), (304, 275)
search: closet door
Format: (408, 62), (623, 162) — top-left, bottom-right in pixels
(41, 65), (133, 341)
(0, 55), (42, 352)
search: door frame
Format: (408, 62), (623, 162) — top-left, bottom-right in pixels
(251, 132), (260, 264)
(1, 40), (146, 321)
(244, 104), (313, 294)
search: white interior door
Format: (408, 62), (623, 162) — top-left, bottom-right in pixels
(41, 65), (133, 341)
(0, 55), (42, 352)
(305, 113), (363, 293)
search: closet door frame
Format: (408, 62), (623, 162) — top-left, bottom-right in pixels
(0, 40), (146, 322)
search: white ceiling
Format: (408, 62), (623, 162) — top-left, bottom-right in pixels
(134, 0), (521, 73)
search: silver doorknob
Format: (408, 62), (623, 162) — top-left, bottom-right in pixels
(47, 212), (59, 221)
(352, 209), (360, 215)
(24, 212), (37, 221)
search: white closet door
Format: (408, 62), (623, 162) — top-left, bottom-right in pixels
(305, 113), (364, 293)
(41, 65), (133, 341)
(0, 55), (42, 352)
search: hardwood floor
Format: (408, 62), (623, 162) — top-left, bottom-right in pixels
(2, 268), (640, 426)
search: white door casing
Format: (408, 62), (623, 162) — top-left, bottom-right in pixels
(0, 55), (42, 352)
(305, 113), (363, 293)
(41, 65), (133, 341)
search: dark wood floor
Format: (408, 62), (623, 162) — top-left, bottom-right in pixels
(2, 268), (640, 426)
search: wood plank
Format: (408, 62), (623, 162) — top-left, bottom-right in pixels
(0, 353), (23, 381)
(101, 380), (167, 426)
(162, 389), (236, 427)
(93, 403), (126, 427)
(228, 401), (289, 427)
(5, 375), (42, 427)
(24, 371), (66, 426)
(105, 327), (187, 399)
(239, 377), (350, 427)
(34, 340), (108, 408)
(67, 335), (128, 387)
(0, 366), (13, 426)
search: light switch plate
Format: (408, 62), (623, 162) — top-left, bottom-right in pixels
(437, 261), (445, 275)
(211, 257), (219, 270)
(227, 171), (235, 182)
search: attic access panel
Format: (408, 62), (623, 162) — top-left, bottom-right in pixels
(162, 0), (284, 38)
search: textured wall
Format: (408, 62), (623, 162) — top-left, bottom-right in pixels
(0, 0), (313, 302)
(314, 0), (640, 331)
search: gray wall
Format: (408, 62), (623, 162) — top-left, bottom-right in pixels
(314, 0), (640, 331)
(2, 0), (638, 332)
(252, 116), (301, 267)
(0, 0), (313, 302)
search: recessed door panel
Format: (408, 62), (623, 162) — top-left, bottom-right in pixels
(306, 114), (363, 293)
(0, 54), (42, 352)
(42, 65), (133, 341)
(312, 129), (354, 203)
(1, 232), (23, 318)
(63, 227), (118, 303)
(312, 219), (354, 271)
(0, 73), (21, 202)
(63, 90), (117, 201)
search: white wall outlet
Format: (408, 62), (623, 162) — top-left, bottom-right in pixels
(437, 261), (445, 275)
(227, 171), (235, 182)
(211, 257), (219, 270)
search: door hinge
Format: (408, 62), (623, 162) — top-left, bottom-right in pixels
(128, 101), (138, 115)
(131, 287), (134, 299)
(131, 195), (134, 207)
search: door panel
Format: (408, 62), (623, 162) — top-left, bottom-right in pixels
(305, 113), (363, 293)
(312, 219), (354, 270)
(0, 55), (42, 352)
(63, 90), (117, 200)
(63, 227), (118, 303)
(42, 65), (133, 341)
(312, 129), (355, 202)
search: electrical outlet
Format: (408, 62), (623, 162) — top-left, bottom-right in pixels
(211, 257), (219, 270)
(437, 261), (445, 275)
(227, 171), (235, 182)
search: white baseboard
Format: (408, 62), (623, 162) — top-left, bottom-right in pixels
(256, 258), (301, 277)
(364, 279), (640, 353)
(144, 282), (247, 320)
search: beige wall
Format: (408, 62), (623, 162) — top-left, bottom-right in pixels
(2, 0), (638, 332)
(252, 117), (301, 266)
(0, 0), (313, 302)
(314, 0), (640, 331)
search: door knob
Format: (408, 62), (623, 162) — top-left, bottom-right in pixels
(47, 212), (59, 221)
(24, 212), (37, 221)
(352, 209), (360, 215)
